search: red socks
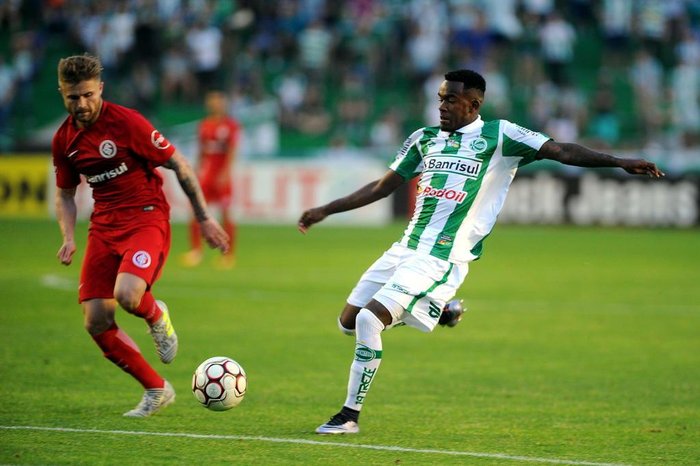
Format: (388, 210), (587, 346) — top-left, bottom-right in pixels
(131, 291), (163, 325)
(189, 219), (202, 251)
(190, 218), (236, 256)
(92, 324), (164, 389)
(224, 220), (235, 257)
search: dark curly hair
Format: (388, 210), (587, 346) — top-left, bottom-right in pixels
(444, 69), (486, 95)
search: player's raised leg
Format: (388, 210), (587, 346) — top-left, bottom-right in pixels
(337, 303), (361, 336)
(114, 272), (178, 364)
(83, 299), (175, 417)
(317, 300), (392, 434)
(438, 299), (466, 327)
(338, 299), (465, 335)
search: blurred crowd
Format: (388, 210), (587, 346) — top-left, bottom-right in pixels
(1, 0), (699, 155)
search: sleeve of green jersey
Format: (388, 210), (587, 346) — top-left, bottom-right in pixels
(389, 129), (424, 180)
(501, 120), (551, 166)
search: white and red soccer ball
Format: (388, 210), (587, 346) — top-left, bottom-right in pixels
(192, 356), (247, 411)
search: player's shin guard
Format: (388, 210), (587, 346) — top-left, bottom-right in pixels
(92, 324), (164, 389)
(130, 291), (163, 325)
(343, 308), (384, 411)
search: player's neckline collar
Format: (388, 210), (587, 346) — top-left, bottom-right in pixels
(441, 116), (483, 136)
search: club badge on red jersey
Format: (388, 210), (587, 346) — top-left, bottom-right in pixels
(151, 130), (171, 150)
(99, 140), (117, 158)
(132, 251), (152, 269)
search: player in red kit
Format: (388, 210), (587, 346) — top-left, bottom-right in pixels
(52, 54), (230, 417)
(182, 90), (240, 269)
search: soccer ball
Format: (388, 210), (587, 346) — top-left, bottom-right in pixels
(192, 356), (247, 411)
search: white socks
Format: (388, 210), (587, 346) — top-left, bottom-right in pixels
(344, 308), (384, 411)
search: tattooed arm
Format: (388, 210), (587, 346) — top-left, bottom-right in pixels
(164, 150), (230, 252)
(537, 141), (664, 177)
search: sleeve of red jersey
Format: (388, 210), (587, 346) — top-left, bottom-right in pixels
(51, 131), (81, 189)
(126, 110), (177, 165)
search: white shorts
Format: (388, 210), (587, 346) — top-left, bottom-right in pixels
(347, 243), (468, 332)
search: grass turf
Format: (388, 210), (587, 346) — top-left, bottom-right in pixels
(0, 219), (698, 465)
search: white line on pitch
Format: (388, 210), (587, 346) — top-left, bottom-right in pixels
(0, 425), (630, 466)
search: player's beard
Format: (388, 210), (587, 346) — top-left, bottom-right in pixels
(72, 101), (102, 127)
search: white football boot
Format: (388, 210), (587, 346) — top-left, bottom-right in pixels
(123, 380), (176, 418)
(149, 300), (178, 364)
(316, 412), (360, 434)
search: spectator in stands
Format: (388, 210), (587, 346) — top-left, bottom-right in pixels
(453, 8), (492, 71)
(481, 57), (511, 119)
(522, 0), (555, 22)
(630, 47), (666, 146)
(0, 55), (15, 149)
(160, 42), (197, 103)
(369, 109), (403, 153)
(406, 12), (447, 85)
(11, 31), (37, 127)
(4, 0), (700, 155)
(186, 18), (223, 93)
(600, 0), (633, 67)
(483, 0), (522, 43)
(125, 61), (158, 115)
(637, 0), (670, 63)
(539, 11), (576, 87)
(422, 68), (444, 126)
(586, 74), (621, 149)
(109, 1), (136, 61)
(336, 72), (370, 145)
(670, 41), (700, 148)
(512, 12), (545, 105)
(545, 103), (580, 144)
(296, 86), (331, 137)
(0, 0), (21, 31)
(297, 17), (335, 80)
(274, 66), (308, 130)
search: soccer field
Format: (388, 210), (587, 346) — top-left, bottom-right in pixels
(0, 219), (698, 465)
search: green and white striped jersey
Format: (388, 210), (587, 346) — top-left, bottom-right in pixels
(390, 116), (550, 264)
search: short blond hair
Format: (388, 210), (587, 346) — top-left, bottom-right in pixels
(58, 54), (103, 84)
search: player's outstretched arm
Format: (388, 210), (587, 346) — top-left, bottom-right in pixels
(298, 170), (404, 234)
(164, 150), (230, 253)
(536, 141), (665, 178)
(56, 187), (77, 265)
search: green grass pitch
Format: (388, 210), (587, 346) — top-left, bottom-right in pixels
(0, 219), (698, 465)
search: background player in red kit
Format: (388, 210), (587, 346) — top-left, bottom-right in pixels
(52, 54), (230, 417)
(182, 90), (240, 269)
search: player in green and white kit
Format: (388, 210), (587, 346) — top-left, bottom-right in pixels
(298, 69), (664, 435)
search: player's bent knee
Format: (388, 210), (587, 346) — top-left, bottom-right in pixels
(356, 308), (386, 334)
(83, 316), (113, 336)
(82, 300), (115, 335)
(113, 287), (142, 312)
(338, 317), (356, 336)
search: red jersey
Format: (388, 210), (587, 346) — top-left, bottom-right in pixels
(198, 116), (239, 175)
(52, 101), (176, 224)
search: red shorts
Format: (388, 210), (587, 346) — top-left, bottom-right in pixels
(200, 170), (232, 207)
(78, 219), (171, 302)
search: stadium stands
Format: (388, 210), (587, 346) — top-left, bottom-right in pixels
(0, 0), (698, 158)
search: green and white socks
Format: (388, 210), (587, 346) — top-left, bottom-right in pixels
(344, 308), (384, 411)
